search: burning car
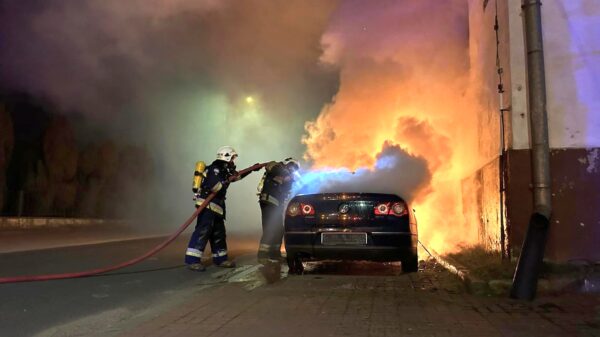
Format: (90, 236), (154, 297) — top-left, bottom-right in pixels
(284, 193), (418, 274)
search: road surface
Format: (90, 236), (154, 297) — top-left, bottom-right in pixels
(0, 235), (598, 337)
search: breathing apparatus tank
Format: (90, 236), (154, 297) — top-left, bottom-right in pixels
(257, 161), (277, 196)
(257, 172), (266, 196)
(192, 161), (207, 193)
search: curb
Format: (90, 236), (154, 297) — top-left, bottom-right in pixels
(0, 217), (129, 230)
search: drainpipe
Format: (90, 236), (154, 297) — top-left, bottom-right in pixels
(510, 0), (552, 300)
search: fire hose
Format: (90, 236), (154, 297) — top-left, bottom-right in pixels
(0, 163), (267, 284)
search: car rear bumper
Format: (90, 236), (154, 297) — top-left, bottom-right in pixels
(284, 231), (417, 262)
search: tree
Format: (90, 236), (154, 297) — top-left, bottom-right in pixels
(0, 103), (15, 212)
(39, 115), (78, 215)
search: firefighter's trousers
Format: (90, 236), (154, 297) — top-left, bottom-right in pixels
(258, 201), (285, 259)
(185, 208), (229, 265)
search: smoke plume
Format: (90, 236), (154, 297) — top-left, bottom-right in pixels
(303, 0), (482, 251)
(1, 0), (339, 230)
(295, 142), (430, 201)
(2, 0), (484, 251)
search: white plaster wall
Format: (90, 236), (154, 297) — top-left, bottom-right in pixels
(508, 0), (600, 149)
(466, 0), (510, 252)
(544, 0), (600, 148)
(468, 0), (507, 161)
(508, 0), (530, 149)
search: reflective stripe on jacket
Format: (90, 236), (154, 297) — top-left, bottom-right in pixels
(259, 193), (280, 206)
(194, 198), (225, 215)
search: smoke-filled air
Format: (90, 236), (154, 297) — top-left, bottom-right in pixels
(302, 0), (484, 252)
(1, 0), (485, 253)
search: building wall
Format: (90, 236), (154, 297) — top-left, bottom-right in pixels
(464, 0), (510, 253)
(507, 0), (529, 150)
(543, 0), (600, 148)
(509, 0), (600, 148)
(506, 148), (600, 262)
(505, 0), (600, 262)
(461, 158), (504, 252)
(468, 0), (509, 161)
(467, 0), (600, 261)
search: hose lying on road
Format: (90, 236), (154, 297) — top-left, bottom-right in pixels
(0, 163), (266, 284)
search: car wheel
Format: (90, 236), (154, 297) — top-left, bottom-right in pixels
(401, 255), (418, 273)
(286, 255), (304, 275)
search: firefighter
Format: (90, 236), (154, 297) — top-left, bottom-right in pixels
(185, 146), (257, 271)
(257, 157), (300, 264)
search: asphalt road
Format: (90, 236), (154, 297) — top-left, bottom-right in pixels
(0, 233), (426, 337)
(0, 236), (259, 337)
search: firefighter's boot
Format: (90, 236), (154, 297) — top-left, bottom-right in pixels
(187, 263), (206, 272)
(257, 254), (269, 265)
(216, 260), (236, 268)
(268, 244), (283, 262)
(257, 243), (272, 264)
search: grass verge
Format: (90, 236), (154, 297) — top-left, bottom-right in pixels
(444, 244), (585, 293)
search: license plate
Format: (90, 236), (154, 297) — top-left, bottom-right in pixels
(321, 232), (367, 245)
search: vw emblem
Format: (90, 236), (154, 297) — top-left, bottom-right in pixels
(339, 203), (350, 214)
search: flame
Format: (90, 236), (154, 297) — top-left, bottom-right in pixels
(302, 0), (483, 254)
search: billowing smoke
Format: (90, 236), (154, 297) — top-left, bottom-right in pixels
(0, 1), (339, 231)
(2, 0), (484, 251)
(303, 0), (482, 252)
(295, 142), (430, 201)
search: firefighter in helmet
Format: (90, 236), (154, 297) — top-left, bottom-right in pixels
(257, 157), (300, 263)
(186, 146), (257, 271)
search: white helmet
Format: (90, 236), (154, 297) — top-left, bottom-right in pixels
(283, 157), (299, 171)
(216, 146), (238, 162)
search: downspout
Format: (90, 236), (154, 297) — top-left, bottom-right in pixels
(510, 0), (552, 300)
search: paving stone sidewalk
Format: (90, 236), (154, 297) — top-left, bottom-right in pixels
(120, 261), (600, 337)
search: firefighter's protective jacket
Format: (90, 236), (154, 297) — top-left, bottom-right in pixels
(258, 161), (294, 207)
(196, 159), (237, 216)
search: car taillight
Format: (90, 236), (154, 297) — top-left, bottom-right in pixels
(301, 203), (315, 215)
(287, 202), (315, 216)
(391, 202), (407, 216)
(287, 202), (300, 217)
(374, 203), (390, 215)
(374, 202), (407, 216)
